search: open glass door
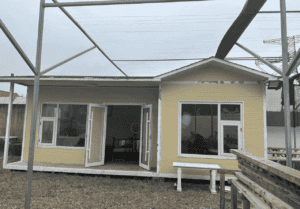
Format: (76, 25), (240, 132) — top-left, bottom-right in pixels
(139, 105), (152, 170)
(85, 104), (107, 167)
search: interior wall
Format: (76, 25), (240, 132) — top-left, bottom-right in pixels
(106, 105), (141, 146)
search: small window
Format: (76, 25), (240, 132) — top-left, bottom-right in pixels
(221, 104), (240, 121)
(42, 104), (57, 117)
(41, 120), (54, 144)
(223, 125), (238, 153)
(39, 103), (87, 148)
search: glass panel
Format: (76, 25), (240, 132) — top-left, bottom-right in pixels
(56, 104), (87, 147)
(221, 104), (240, 121)
(141, 108), (150, 164)
(42, 104), (57, 117)
(181, 104), (218, 155)
(223, 125), (238, 153)
(41, 121), (54, 144)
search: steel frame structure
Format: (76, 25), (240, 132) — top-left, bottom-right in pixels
(215, 0), (298, 169)
(1, 0), (300, 208)
(0, 0), (210, 208)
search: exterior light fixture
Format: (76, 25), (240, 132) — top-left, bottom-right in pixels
(268, 80), (282, 90)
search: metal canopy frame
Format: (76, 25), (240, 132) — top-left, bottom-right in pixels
(215, 0), (300, 170)
(0, 0), (209, 208)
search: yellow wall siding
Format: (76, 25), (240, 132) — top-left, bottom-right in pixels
(23, 86), (158, 167)
(160, 83), (264, 175)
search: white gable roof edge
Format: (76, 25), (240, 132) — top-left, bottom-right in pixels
(155, 57), (278, 81)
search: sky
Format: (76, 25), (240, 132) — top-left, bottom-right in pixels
(0, 0), (300, 97)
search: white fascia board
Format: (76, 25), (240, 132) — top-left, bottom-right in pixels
(155, 57), (277, 81)
(0, 76), (161, 83)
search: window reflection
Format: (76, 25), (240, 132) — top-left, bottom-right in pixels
(181, 104), (218, 155)
(221, 104), (240, 121)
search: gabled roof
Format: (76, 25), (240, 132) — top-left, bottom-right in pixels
(155, 57), (278, 80)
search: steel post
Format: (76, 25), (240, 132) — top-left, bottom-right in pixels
(3, 82), (14, 166)
(25, 0), (45, 208)
(280, 0), (292, 168)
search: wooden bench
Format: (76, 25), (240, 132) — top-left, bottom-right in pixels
(173, 162), (221, 194)
(228, 150), (300, 209)
(267, 147), (300, 169)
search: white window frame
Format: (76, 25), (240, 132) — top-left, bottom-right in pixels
(37, 102), (89, 150)
(178, 101), (244, 159)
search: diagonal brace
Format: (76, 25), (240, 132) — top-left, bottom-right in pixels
(286, 47), (300, 76)
(0, 20), (37, 75)
(52, 0), (128, 77)
(236, 42), (283, 76)
(40, 46), (96, 75)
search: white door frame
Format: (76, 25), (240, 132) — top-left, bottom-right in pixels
(85, 104), (107, 167)
(139, 104), (152, 170)
(220, 121), (241, 156)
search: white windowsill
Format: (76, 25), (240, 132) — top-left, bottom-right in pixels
(37, 144), (85, 150)
(178, 154), (237, 160)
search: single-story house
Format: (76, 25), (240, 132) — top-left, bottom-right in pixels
(1, 57), (277, 184)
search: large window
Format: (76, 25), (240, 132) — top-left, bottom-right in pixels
(38, 103), (87, 148)
(180, 102), (242, 158)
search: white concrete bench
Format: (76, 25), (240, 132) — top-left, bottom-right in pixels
(173, 162), (221, 194)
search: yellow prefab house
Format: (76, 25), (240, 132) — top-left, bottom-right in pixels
(1, 57), (277, 190)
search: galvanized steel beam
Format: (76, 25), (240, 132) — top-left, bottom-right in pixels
(40, 46), (96, 75)
(25, 0), (45, 208)
(235, 42), (283, 75)
(280, 0), (292, 168)
(286, 47), (300, 76)
(45, 0), (209, 7)
(0, 20), (37, 75)
(52, 0), (128, 77)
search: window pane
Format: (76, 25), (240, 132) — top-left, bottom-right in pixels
(56, 104), (87, 147)
(41, 121), (54, 144)
(221, 105), (240, 121)
(42, 104), (57, 117)
(181, 104), (218, 155)
(223, 125), (238, 153)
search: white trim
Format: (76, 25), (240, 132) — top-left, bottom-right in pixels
(139, 104), (152, 170)
(220, 122), (241, 156)
(4, 161), (233, 181)
(85, 104), (108, 167)
(178, 101), (244, 158)
(104, 103), (145, 106)
(263, 83), (268, 159)
(157, 83), (162, 174)
(21, 87), (29, 162)
(156, 57), (277, 80)
(162, 81), (262, 85)
(36, 145), (85, 150)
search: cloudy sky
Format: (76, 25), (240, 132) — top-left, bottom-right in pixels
(0, 0), (299, 96)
